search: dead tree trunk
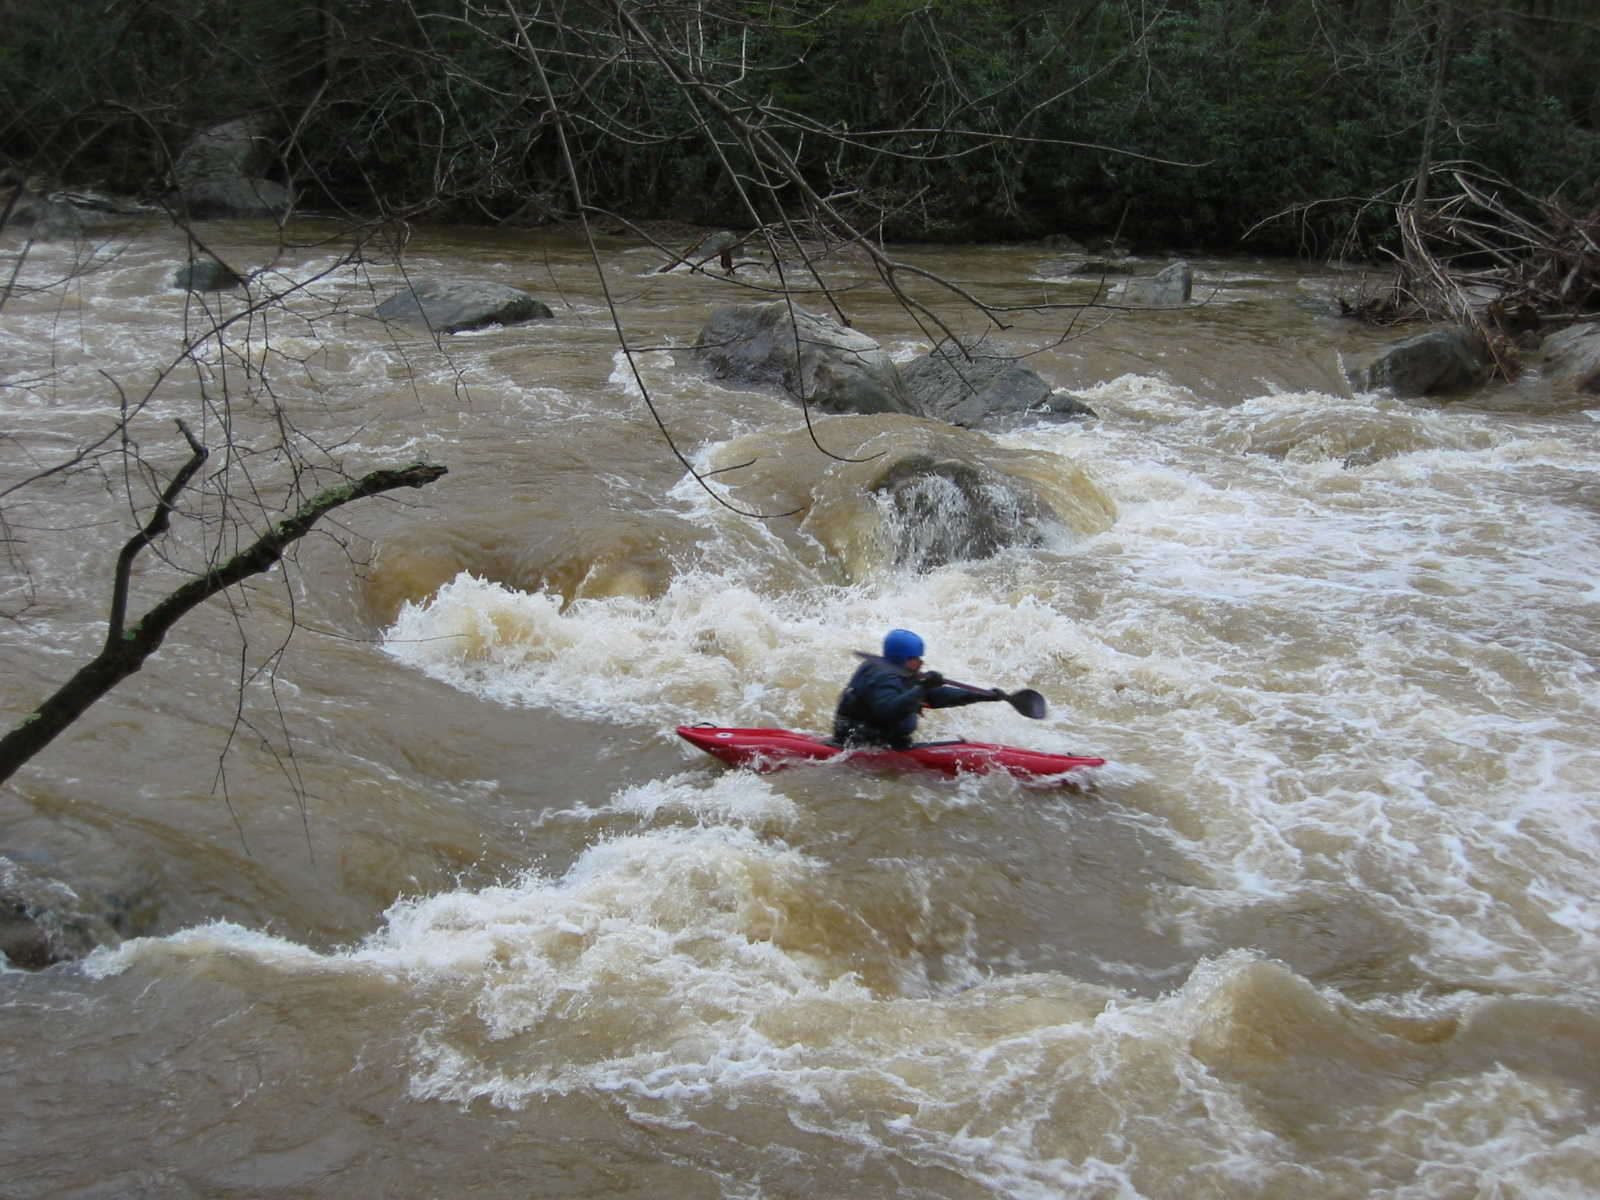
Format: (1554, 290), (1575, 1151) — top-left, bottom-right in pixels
(1403, 0), (1457, 286)
(0, 424), (446, 786)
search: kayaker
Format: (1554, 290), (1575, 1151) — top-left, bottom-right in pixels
(832, 628), (1006, 750)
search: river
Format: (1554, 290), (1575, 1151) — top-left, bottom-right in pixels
(2, 219), (1598, 1198)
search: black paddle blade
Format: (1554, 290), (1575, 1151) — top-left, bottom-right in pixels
(1006, 689), (1047, 719)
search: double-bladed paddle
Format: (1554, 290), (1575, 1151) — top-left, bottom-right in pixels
(853, 651), (1049, 719)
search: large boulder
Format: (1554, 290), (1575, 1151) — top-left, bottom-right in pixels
(1541, 322), (1600, 393)
(171, 117), (291, 218)
(903, 342), (1095, 429)
(695, 302), (921, 416)
(376, 278), (554, 334)
(1356, 325), (1492, 397)
(870, 453), (1057, 571)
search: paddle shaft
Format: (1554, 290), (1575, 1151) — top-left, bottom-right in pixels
(852, 652), (1047, 719)
(942, 677), (1002, 697)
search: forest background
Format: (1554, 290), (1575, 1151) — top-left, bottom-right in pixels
(3, 0), (1597, 256)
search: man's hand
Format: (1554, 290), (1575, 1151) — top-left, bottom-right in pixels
(919, 670), (944, 690)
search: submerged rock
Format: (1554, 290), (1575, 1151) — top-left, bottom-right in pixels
(1037, 254), (1138, 280)
(376, 278), (554, 334)
(1, 856), (151, 969)
(1, 181), (84, 239)
(695, 301), (921, 416)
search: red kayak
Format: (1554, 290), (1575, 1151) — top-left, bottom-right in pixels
(676, 724), (1105, 783)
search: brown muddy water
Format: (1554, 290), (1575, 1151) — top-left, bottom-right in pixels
(2, 219), (1598, 1198)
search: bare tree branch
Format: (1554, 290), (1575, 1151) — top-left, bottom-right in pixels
(0, 451), (447, 786)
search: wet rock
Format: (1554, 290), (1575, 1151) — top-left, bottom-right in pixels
(870, 453), (1056, 571)
(1117, 259), (1193, 306)
(695, 301), (921, 416)
(903, 341), (1096, 429)
(172, 117), (292, 219)
(0, 856), (145, 969)
(1541, 322), (1600, 393)
(172, 259), (245, 292)
(375, 278), (554, 334)
(659, 229), (741, 272)
(1355, 325), (1492, 397)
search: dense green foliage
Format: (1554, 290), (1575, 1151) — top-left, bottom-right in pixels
(2, 0), (1596, 252)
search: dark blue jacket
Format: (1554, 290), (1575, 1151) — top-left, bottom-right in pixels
(832, 657), (994, 750)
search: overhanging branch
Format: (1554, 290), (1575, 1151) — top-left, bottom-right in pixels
(0, 447), (448, 787)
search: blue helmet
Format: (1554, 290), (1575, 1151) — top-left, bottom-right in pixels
(882, 628), (925, 664)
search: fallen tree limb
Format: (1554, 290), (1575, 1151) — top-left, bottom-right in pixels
(1332, 163), (1599, 380)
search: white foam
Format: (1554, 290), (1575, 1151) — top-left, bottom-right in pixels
(89, 896), (1597, 1195)
(382, 569), (1127, 756)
